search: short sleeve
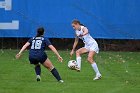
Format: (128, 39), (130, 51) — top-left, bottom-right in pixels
(27, 38), (33, 44)
(45, 38), (52, 46)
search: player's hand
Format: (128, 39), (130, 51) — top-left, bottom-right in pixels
(70, 50), (74, 57)
(58, 56), (63, 62)
(16, 53), (21, 59)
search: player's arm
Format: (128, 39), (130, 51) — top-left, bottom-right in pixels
(48, 45), (63, 62)
(16, 42), (30, 59)
(70, 36), (79, 56)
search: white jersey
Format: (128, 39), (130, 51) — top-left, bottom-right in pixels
(75, 26), (99, 53)
(75, 26), (98, 46)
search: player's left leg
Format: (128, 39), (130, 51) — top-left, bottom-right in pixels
(87, 51), (102, 80)
(34, 64), (41, 81)
(42, 58), (64, 83)
(29, 57), (41, 81)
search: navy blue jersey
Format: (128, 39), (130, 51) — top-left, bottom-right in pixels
(28, 36), (52, 56)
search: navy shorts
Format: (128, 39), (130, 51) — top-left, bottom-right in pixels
(29, 53), (48, 64)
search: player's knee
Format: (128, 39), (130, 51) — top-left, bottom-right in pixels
(44, 63), (54, 71)
(76, 50), (80, 56)
(48, 66), (54, 71)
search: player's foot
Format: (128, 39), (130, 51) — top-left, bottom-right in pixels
(59, 80), (64, 83)
(75, 66), (80, 72)
(36, 75), (41, 82)
(93, 73), (102, 80)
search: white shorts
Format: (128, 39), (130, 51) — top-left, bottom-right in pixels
(84, 43), (99, 54)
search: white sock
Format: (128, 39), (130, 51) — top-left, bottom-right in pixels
(76, 56), (81, 70)
(91, 62), (100, 75)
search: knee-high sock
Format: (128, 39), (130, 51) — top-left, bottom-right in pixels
(91, 62), (100, 75)
(51, 68), (62, 81)
(76, 56), (81, 69)
(35, 65), (41, 75)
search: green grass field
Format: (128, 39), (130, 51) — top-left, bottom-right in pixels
(0, 50), (140, 93)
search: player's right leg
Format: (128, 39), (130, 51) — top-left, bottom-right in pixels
(42, 58), (64, 83)
(75, 47), (88, 71)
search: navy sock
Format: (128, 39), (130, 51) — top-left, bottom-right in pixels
(35, 65), (41, 75)
(51, 68), (62, 81)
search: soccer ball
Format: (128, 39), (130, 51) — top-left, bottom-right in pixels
(68, 60), (77, 70)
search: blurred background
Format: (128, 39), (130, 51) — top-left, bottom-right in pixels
(0, 0), (140, 51)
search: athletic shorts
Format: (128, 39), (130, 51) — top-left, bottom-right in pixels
(84, 43), (99, 53)
(29, 53), (47, 64)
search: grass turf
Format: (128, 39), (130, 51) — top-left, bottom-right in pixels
(0, 49), (140, 93)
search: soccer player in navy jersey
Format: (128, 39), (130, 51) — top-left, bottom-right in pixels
(16, 27), (64, 83)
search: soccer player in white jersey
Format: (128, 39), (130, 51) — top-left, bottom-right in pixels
(70, 19), (102, 80)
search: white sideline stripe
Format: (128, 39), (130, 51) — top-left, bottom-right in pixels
(0, 0), (12, 10)
(0, 20), (19, 30)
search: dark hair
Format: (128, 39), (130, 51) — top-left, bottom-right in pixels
(36, 27), (44, 37)
(72, 19), (81, 24)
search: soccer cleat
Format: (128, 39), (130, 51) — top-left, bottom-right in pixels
(70, 65), (80, 72)
(36, 75), (41, 82)
(59, 80), (64, 83)
(73, 66), (80, 72)
(93, 73), (102, 80)
(75, 66), (80, 72)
